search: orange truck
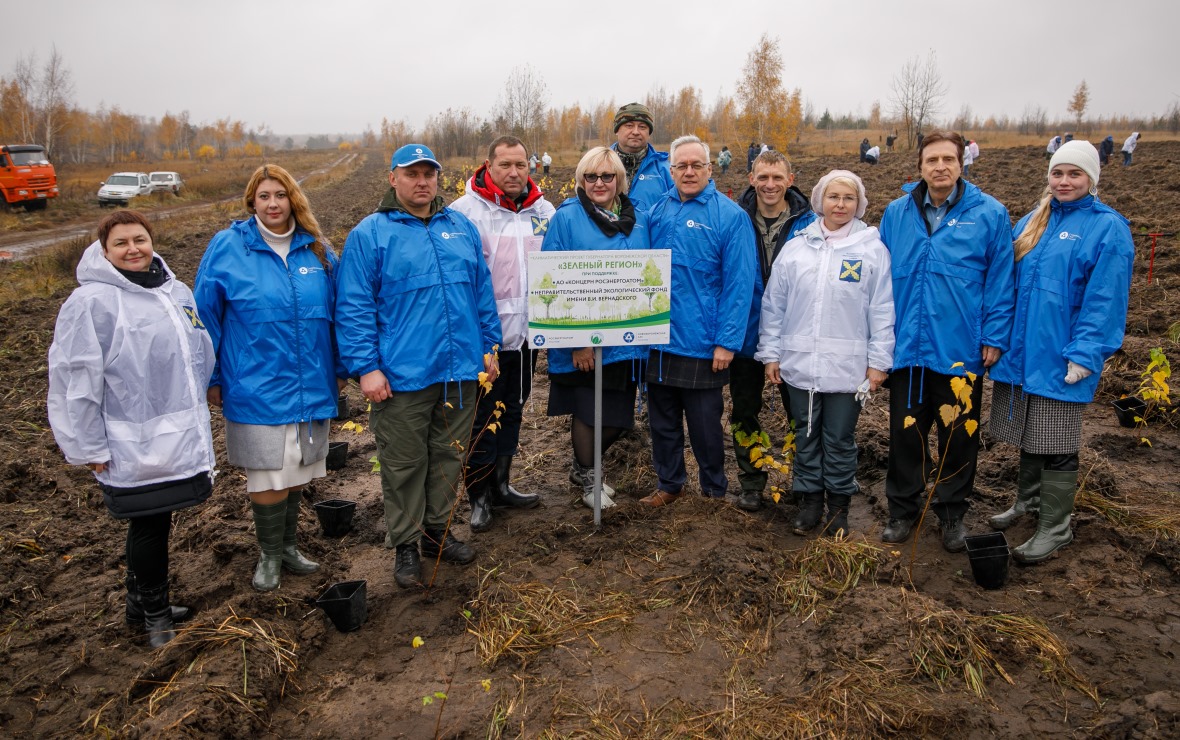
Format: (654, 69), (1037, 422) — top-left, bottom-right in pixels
(0, 144), (59, 211)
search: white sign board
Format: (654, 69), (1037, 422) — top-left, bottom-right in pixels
(527, 249), (671, 349)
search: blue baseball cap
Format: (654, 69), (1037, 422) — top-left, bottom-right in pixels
(391, 144), (441, 171)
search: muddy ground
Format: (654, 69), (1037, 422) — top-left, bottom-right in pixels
(1, 142), (1178, 738)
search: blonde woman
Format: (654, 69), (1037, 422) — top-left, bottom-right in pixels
(194, 164), (346, 591)
(988, 141), (1133, 563)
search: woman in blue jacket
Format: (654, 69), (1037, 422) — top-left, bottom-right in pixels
(194, 164), (346, 591)
(542, 147), (649, 510)
(988, 141), (1133, 563)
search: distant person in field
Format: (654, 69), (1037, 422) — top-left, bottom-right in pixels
(1046, 135), (1062, 158)
(541, 151), (552, 175)
(730, 149), (816, 511)
(865, 145), (880, 165)
(968, 139), (980, 163)
(642, 135), (756, 506)
(886, 132), (898, 152)
(529, 153), (538, 173)
(1099, 135), (1114, 165)
(1063, 132), (1074, 144)
(718, 146), (732, 175)
(610, 102), (673, 212)
(757, 170), (894, 538)
(916, 131), (924, 149)
(747, 142), (759, 173)
(859, 137), (871, 162)
(451, 135), (555, 532)
(878, 130), (1016, 554)
(961, 139), (974, 178)
(541, 147), (650, 509)
(1121, 132), (1140, 166)
(987, 140), (1133, 564)
(335, 144), (500, 589)
(195, 164), (343, 593)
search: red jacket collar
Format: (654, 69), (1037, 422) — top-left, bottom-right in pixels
(470, 163), (544, 212)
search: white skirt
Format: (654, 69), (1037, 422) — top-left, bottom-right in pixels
(245, 423), (327, 493)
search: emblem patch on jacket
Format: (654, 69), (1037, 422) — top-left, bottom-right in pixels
(531, 217), (549, 236)
(182, 305), (205, 329)
(838, 260), (862, 283)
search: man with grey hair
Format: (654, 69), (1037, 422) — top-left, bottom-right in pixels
(640, 135), (757, 506)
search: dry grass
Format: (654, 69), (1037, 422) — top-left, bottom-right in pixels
(1078, 487), (1180, 546)
(467, 568), (638, 668)
(775, 535), (885, 621)
(0, 235), (90, 306)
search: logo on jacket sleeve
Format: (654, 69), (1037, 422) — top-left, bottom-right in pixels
(531, 217), (549, 236)
(181, 305), (205, 329)
(838, 260), (863, 282)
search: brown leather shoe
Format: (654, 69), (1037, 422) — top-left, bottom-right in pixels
(640, 489), (682, 507)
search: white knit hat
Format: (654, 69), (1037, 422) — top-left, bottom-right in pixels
(810, 169), (867, 219)
(1049, 140), (1101, 189)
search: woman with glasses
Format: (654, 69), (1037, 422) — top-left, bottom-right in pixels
(194, 164), (347, 591)
(988, 141), (1133, 563)
(541, 147), (649, 509)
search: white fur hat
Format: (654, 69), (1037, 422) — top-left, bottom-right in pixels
(810, 169), (868, 219)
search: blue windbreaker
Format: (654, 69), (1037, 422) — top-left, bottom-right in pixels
(611, 143), (673, 213)
(334, 206), (501, 397)
(879, 180), (1015, 381)
(541, 196), (651, 374)
(990, 195), (1133, 403)
(647, 181), (757, 363)
(194, 218), (343, 425)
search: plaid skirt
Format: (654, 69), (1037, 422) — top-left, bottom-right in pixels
(646, 350), (729, 389)
(988, 382), (1084, 454)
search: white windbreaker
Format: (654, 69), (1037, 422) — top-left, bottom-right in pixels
(755, 219), (895, 393)
(48, 242), (215, 488)
(451, 186), (556, 349)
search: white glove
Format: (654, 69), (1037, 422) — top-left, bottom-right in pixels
(855, 378), (872, 407)
(1063, 361), (1092, 385)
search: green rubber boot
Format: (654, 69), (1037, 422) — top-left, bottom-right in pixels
(281, 491), (320, 575)
(251, 500), (287, 591)
(990, 453), (1043, 531)
(1013, 470), (1077, 564)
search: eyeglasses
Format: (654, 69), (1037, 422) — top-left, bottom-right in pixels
(671, 162), (709, 172)
(584, 172), (616, 184)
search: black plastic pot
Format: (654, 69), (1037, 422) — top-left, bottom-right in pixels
(314, 498), (356, 537)
(326, 441), (348, 471)
(964, 532), (1010, 590)
(1111, 396), (1147, 428)
(315, 580), (367, 632)
(335, 394), (349, 421)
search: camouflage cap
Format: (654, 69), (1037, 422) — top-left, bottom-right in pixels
(613, 102), (654, 134)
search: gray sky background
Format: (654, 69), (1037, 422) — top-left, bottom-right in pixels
(4, 0), (1174, 136)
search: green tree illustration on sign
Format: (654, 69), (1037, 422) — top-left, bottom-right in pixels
(641, 259), (663, 310)
(537, 273), (558, 318)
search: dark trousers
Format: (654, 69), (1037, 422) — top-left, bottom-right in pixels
(648, 382), (727, 496)
(728, 356), (790, 492)
(885, 367), (984, 522)
(469, 343), (534, 467)
(126, 511), (172, 587)
(784, 385), (861, 496)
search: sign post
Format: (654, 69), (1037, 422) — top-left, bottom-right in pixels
(528, 249), (671, 526)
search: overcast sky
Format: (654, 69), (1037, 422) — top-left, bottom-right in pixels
(5, 0), (1174, 136)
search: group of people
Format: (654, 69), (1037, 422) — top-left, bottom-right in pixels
(47, 101), (1135, 648)
(1050, 132), (1139, 167)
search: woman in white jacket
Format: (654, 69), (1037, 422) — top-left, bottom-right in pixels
(48, 210), (215, 648)
(756, 170), (894, 537)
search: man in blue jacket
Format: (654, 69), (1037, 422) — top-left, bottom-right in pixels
(611, 102), (673, 212)
(335, 144), (502, 588)
(642, 135), (757, 506)
(730, 150), (815, 510)
(878, 130), (1015, 552)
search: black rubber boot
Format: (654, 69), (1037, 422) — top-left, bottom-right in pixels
(251, 500), (286, 591)
(422, 528), (476, 564)
(139, 580), (177, 648)
(821, 493), (851, 537)
(465, 465), (495, 532)
(793, 491), (825, 534)
(125, 571), (192, 626)
(281, 490), (320, 575)
(492, 456), (540, 508)
(990, 453), (1043, 531)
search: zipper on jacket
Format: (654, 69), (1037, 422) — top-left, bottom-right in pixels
(425, 214), (458, 395)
